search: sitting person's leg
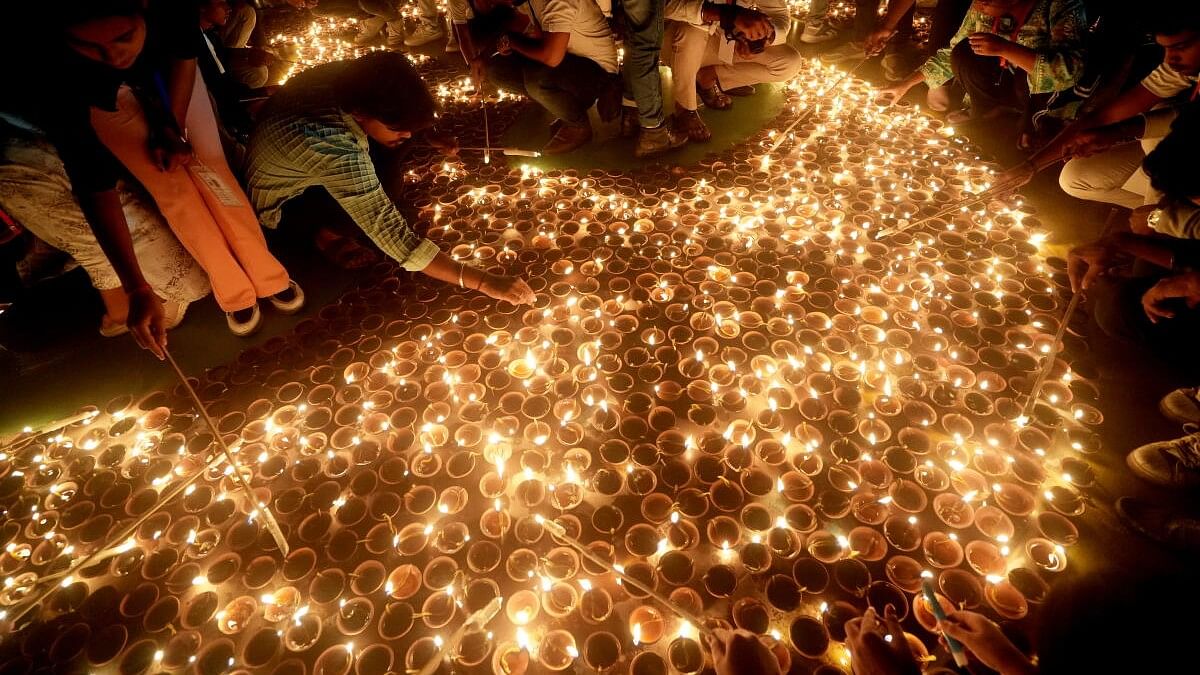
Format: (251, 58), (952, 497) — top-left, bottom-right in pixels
(219, 1), (257, 49)
(1059, 143), (1151, 210)
(0, 124), (208, 334)
(949, 39), (1025, 119)
(706, 44), (803, 101)
(665, 21), (717, 141)
(520, 54), (609, 154)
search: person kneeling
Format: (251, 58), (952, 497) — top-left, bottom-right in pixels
(465, 0), (620, 155)
(245, 52), (535, 306)
(664, 0), (801, 142)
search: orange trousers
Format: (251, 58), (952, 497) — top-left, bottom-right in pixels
(91, 65), (289, 312)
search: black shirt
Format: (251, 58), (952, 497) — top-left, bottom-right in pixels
(16, 3), (201, 194)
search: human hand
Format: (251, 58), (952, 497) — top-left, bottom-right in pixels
(496, 34), (513, 56)
(938, 610), (1034, 675)
(704, 628), (782, 675)
(1141, 272), (1200, 323)
(1060, 129), (1117, 159)
(1066, 239), (1117, 293)
(127, 285), (167, 359)
(968, 32), (1013, 58)
(151, 133), (192, 172)
(426, 132), (459, 156)
(733, 9), (774, 41)
(996, 161), (1038, 191)
(845, 607), (921, 675)
(865, 27), (895, 56)
(875, 83), (911, 107)
(479, 273), (536, 305)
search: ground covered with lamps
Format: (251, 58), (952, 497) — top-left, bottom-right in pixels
(0, 13), (1194, 675)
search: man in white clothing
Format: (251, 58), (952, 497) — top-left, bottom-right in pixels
(663, 0), (802, 141)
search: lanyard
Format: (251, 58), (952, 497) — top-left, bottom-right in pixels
(202, 30), (226, 75)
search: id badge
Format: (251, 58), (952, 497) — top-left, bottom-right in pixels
(189, 163), (244, 207)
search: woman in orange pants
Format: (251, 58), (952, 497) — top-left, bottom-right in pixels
(18, 0), (303, 351)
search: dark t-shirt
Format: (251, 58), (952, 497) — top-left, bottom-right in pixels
(16, 3), (201, 194)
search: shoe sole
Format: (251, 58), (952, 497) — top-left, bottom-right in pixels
(1158, 396), (1200, 426)
(1126, 450), (1200, 488)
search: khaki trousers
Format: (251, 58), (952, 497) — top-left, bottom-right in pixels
(1059, 139), (1161, 210)
(664, 21), (802, 111)
(91, 64), (289, 311)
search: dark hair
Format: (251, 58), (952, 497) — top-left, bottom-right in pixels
(1144, 106), (1200, 201)
(334, 52), (438, 131)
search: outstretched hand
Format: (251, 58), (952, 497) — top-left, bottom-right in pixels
(703, 628), (782, 675)
(479, 273), (536, 305)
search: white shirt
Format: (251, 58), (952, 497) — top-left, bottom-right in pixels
(449, 0), (618, 73)
(1141, 62), (1198, 99)
(664, 0), (792, 46)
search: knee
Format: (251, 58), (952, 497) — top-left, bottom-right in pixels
(949, 39), (980, 77)
(767, 46), (803, 80)
(1058, 157), (1115, 199)
(234, 3), (257, 27)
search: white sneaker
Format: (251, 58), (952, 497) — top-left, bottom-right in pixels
(226, 304), (262, 337)
(405, 20), (444, 47)
(267, 281), (305, 315)
(801, 21), (838, 44)
(354, 16), (386, 45)
(1161, 387), (1200, 426)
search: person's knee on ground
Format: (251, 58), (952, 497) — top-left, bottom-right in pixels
(1059, 154), (1137, 204)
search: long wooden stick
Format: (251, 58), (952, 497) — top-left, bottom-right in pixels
(165, 349), (290, 556)
(414, 596), (503, 675)
(1020, 292), (1082, 421)
(7, 446), (229, 619)
(536, 515), (711, 636)
(766, 55), (873, 156)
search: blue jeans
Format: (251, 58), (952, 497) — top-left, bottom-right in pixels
(616, 0), (666, 128)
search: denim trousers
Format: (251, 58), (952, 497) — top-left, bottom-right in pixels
(616, 0), (666, 128)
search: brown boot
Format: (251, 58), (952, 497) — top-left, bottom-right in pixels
(542, 121), (592, 155)
(674, 107), (711, 142)
(635, 118), (688, 158)
(697, 66), (732, 110)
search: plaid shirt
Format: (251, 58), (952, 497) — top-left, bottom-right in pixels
(245, 70), (439, 272)
(920, 0), (1087, 95)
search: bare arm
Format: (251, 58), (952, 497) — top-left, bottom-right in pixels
(166, 58), (198, 132)
(79, 190), (166, 356)
(1028, 84), (1163, 168)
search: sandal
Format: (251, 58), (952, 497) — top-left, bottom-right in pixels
(315, 230), (379, 270)
(696, 81), (732, 110)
